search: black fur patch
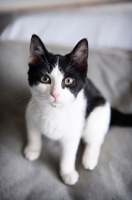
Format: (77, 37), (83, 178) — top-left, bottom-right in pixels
(84, 79), (106, 118)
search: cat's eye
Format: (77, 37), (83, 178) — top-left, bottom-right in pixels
(40, 75), (51, 84)
(64, 77), (75, 86)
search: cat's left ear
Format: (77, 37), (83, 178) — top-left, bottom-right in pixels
(29, 34), (47, 64)
(71, 38), (88, 68)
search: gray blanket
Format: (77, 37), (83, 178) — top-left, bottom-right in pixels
(0, 41), (132, 200)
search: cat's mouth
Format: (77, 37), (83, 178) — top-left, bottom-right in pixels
(50, 102), (62, 107)
(51, 104), (57, 107)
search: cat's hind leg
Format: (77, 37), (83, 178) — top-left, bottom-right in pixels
(82, 102), (110, 170)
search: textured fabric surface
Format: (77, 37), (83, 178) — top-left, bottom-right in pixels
(0, 41), (132, 200)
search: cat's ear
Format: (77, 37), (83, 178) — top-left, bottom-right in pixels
(71, 38), (88, 68)
(29, 34), (47, 64)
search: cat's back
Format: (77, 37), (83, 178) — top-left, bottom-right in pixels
(84, 79), (106, 118)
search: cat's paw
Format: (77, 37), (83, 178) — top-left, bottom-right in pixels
(82, 156), (98, 170)
(24, 146), (40, 161)
(61, 171), (79, 185)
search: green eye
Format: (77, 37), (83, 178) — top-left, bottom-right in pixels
(64, 77), (75, 86)
(40, 75), (50, 84)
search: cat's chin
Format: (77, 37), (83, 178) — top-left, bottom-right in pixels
(50, 102), (63, 107)
(50, 101), (72, 107)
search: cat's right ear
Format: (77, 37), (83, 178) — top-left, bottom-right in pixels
(29, 34), (46, 64)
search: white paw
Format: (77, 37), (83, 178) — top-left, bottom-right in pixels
(82, 156), (98, 170)
(24, 146), (40, 161)
(61, 171), (79, 185)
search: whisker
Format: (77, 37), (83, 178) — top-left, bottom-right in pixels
(34, 44), (50, 72)
(13, 95), (31, 106)
(43, 53), (50, 70)
(87, 103), (91, 112)
(65, 58), (81, 75)
(35, 54), (48, 67)
(15, 86), (30, 92)
(66, 49), (88, 74)
(18, 100), (30, 118)
(28, 101), (37, 113)
(35, 54), (50, 74)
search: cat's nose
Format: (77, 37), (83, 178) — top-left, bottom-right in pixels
(51, 92), (60, 100)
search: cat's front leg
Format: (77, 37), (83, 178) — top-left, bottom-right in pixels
(24, 111), (42, 161)
(59, 136), (80, 185)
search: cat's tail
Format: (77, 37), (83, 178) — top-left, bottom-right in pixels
(110, 108), (132, 127)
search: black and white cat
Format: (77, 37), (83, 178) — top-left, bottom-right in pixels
(24, 34), (132, 185)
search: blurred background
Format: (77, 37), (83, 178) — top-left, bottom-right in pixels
(0, 0), (132, 50)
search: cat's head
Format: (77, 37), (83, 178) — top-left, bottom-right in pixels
(28, 34), (88, 107)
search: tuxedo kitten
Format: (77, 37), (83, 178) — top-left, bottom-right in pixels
(24, 34), (132, 185)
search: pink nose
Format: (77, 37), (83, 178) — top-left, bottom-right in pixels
(51, 93), (60, 100)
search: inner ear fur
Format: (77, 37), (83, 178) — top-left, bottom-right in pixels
(29, 34), (47, 64)
(71, 38), (88, 68)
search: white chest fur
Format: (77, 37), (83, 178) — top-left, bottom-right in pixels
(28, 90), (86, 140)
